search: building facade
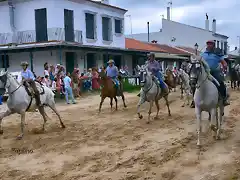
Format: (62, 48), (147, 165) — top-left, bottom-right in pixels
(128, 17), (229, 55)
(0, 0), (133, 75)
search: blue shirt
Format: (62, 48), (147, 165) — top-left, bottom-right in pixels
(106, 65), (118, 78)
(63, 76), (71, 88)
(21, 69), (35, 80)
(147, 60), (160, 76)
(201, 51), (223, 71)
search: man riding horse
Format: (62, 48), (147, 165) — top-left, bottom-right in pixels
(137, 53), (168, 97)
(190, 40), (230, 108)
(106, 59), (121, 95)
(21, 61), (42, 106)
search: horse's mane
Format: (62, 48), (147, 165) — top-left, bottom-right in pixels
(7, 72), (21, 85)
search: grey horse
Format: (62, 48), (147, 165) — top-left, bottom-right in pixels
(189, 56), (224, 146)
(136, 65), (171, 124)
(178, 68), (191, 107)
(0, 71), (65, 140)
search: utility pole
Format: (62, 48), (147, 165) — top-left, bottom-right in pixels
(237, 36), (240, 55)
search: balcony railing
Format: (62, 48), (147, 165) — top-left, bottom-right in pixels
(0, 28), (82, 45)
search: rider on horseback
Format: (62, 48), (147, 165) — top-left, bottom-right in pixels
(106, 59), (121, 94)
(201, 40), (230, 106)
(146, 53), (167, 94)
(21, 62), (41, 106)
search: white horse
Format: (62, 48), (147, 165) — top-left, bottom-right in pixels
(136, 65), (171, 123)
(189, 56), (224, 146)
(0, 71), (65, 140)
(178, 68), (191, 107)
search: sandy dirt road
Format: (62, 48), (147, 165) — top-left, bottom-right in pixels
(0, 89), (240, 180)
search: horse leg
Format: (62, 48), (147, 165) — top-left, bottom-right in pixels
(47, 102), (65, 128)
(114, 97), (118, 111)
(195, 108), (202, 146)
(210, 108), (217, 138)
(216, 104), (224, 140)
(99, 96), (106, 114)
(154, 100), (160, 120)
(137, 92), (145, 119)
(110, 98), (113, 111)
(0, 110), (14, 134)
(16, 111), (26, 140)
(121, 94), (127, 108)
(38, 106), (48, 132)
(147, 101), (154, 124)
(164, 95), (171, 116)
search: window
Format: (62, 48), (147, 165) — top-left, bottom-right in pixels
(85, 13), (95, 39)
(115, 19), (122, 33)
(217, 40), (220, 48)
(35, 8), (48, 42)
(0, 55), (9, 69)
(102, 16), (112, 41)
(224, 42), (228, 55)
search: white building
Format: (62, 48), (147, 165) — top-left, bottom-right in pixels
(128, 8), (228, 55)
(0, 0), (142, 75)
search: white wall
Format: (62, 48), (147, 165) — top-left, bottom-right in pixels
(0, 0), (126, 48)
(0, 2), (11, 33)
(129, 19), (228, 50)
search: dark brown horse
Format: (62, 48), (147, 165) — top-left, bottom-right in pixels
(98, 72), (127, 113)
(164, 69), (179, 92)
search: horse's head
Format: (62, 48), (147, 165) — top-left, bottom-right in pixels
(136, 65), (151, 86)
(189, 57), (203, 87)
(0, 71), (9, 95)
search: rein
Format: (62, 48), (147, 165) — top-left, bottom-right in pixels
(142, 76), (154, 93)
(9, 84), (22, 94)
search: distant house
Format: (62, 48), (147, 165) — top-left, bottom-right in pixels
(126, 8), (229, 56)
(125, 38), (190, 71)
(0, 0), (146, 75)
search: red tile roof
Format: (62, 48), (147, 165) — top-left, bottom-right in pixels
(125, 38), (167, 52)
(176, 46), (202, 55)
(151, 44), (190, 55)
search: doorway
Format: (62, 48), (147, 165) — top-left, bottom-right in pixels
(65, 52), (75, 73)
(87, 53), (96, 69)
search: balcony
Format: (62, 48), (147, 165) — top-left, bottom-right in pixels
(0, 28), (82, 45)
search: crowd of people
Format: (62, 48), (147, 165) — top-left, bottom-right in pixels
(38, 63), (108, 103)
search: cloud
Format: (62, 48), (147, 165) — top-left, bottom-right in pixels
(111, 0), (240, 50)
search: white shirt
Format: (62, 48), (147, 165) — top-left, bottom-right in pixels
(51, 81), (56, 90)
(44, 70), (49, 76)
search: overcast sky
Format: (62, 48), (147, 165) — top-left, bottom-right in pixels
(110, 0), (240, 50)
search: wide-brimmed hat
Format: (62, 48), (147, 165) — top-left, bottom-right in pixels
(107, 59), (115, 64)
(206, 40), (215, 44)
(21, 61), (29, 66)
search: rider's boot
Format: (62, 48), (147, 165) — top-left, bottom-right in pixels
(190, 101), (195, 108)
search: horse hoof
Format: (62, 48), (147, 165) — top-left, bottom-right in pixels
(16, 135), (23, 140)
(210, 125), (217, 132)
(139, 115), (143, 119)
(154, 116), (159, 120)
(61, 124), (66, 128)
(181, 105), (185, 107)
(124, 105), (127, 108)
(146, 121), (150, 124)
(168, 113), (171, 117)
(0, 130), (3, 134)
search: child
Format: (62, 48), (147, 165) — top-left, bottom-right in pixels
(51, 78), (57, 94)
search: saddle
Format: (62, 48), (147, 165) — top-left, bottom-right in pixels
(23, 80), (45, 97)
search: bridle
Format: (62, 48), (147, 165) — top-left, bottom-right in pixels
(0, 73), (22, 95)
(189, 62), (207, 88)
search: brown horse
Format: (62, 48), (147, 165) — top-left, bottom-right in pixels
(98, 72), (127, 113)
(164, 69), (180, 92)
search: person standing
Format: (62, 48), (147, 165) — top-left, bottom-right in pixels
(63, 72), (76, 104)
